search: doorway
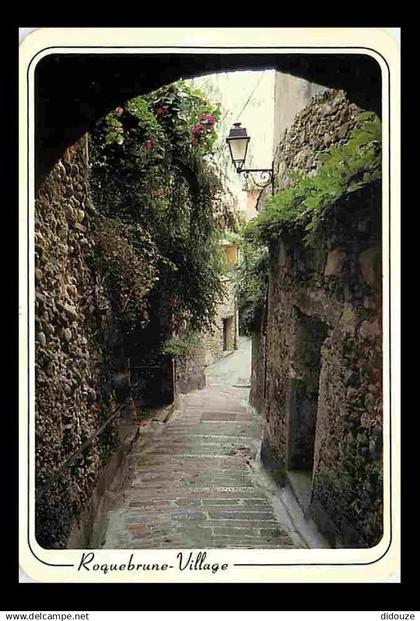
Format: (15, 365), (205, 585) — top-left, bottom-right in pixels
(286, 312), (328, 511)
(223, 316), (234, 351)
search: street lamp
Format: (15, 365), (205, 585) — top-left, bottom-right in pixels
(226, 123), (274, 197)
(225, 122), (250, 172)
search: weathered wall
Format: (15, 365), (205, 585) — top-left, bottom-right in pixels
(245, 190), (260, 223)
(253, 90), (383, 548)
(175, 346), (207, 394)
(175, 269), (239, 393)
(203, 274), (238, 365)
(274, 87), (362, 190)
(249, 306), (267, 413)
(35, 137), (120, 548)
(260, 184), (382, 547)
(252, 88), (362, 410)
(175, 273), (238, 393)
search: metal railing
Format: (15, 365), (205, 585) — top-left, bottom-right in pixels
(36, 400), (125, 500)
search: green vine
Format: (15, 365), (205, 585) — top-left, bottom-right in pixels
(235, 111), (382, 333)
(161, 331), (202, 358)
(93, 219), (160, 333)
(234, 241), (269, 334)
(244, 111), (381, 246)
(89, 81), (228, 344)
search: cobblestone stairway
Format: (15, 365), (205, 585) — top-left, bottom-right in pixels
(101, 383), (306, 549)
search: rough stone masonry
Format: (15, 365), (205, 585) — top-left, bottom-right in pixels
(35, 137), (120, 548)
(251, 90), (383, 548)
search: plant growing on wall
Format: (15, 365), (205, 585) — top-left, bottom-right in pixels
(243, 111), (381, 246)
(93, 219), (161, 333)
(161, 331), (202, 359)
(89, 81), (228, 344)
(234, 111), (382, 331)
(234, 240), (269, 335)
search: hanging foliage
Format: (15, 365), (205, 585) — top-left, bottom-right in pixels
(89, 81), (229, 339)
(235, 111), (382, 333)
(234, 240), (269, 335)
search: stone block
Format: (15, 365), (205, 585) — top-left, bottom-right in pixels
(260, 439), (286, 486)
(324, 248), (345, 276)
(359, 246), (381, 289)
(340, 305), (357, 334)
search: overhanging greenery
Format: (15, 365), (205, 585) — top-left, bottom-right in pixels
(235, 111), (382, 333)
(243, 111), (381, 246)
(89, 81), (229, 341)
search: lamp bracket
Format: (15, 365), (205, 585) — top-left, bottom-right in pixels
(237, 164), (275, 194)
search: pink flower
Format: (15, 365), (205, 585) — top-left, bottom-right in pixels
(193, 123), (206, 135)
(200, 113), (216, 125)
(154, 107), (167, 117)
(115, 107), (124, 117)
(143, 139), (155, 150)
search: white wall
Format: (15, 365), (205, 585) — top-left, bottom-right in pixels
(189, 70), (329, 217)
(189, 70), (275, 216)
(273, 72), (327, 148)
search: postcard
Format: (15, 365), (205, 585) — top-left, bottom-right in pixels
(18, 27), (400, 583)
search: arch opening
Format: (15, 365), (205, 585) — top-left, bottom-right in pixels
(34, 52), (381, 185)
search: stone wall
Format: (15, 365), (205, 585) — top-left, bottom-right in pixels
(203, 274), (238, 365)
(35, 137), (119, 549)
(175, 346), (207, 394)
(175, 274), (238, 393)
(249, 308), (267, 414)
(174, 271), (238, 394)
(272, 72), (327, 152)
(257, 183), (382, 548)
(253, 90), (383, 547)
(274, 88), (362, 190)
(252, 88), (363, 409)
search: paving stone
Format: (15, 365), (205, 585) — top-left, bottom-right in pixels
(128, 500), (175, 508)
(208, 511), (276, 521)
(173, 498), (204, 507)
(170, 511), (208, 521)
(239, 498), (272, 507)
(205, 519), (279, 529)
(200, 412), (238, 421)
(101, 383), (300, 549)
(201, 498), (241, 506)
(236, 413), (255, 422)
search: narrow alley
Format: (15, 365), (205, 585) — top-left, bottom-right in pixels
(102, 338), (323, 549)
(32, 61), (384, 557)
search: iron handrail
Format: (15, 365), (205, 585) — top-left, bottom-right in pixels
(36, 400), (125, 500)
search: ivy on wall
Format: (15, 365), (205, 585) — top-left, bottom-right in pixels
(234, 111), (382, 332)
(243, 112), (381, 246)
(234, 241), (269, 335)
(161, 331), (202, 359)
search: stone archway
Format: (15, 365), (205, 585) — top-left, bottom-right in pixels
(35, 52), (381, 184)
(30, 46), (384, 550)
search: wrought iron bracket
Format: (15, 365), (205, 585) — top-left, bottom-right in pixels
(237, 161), (275, 195)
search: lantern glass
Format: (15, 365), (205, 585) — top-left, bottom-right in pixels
(226, 123), (250, 171)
